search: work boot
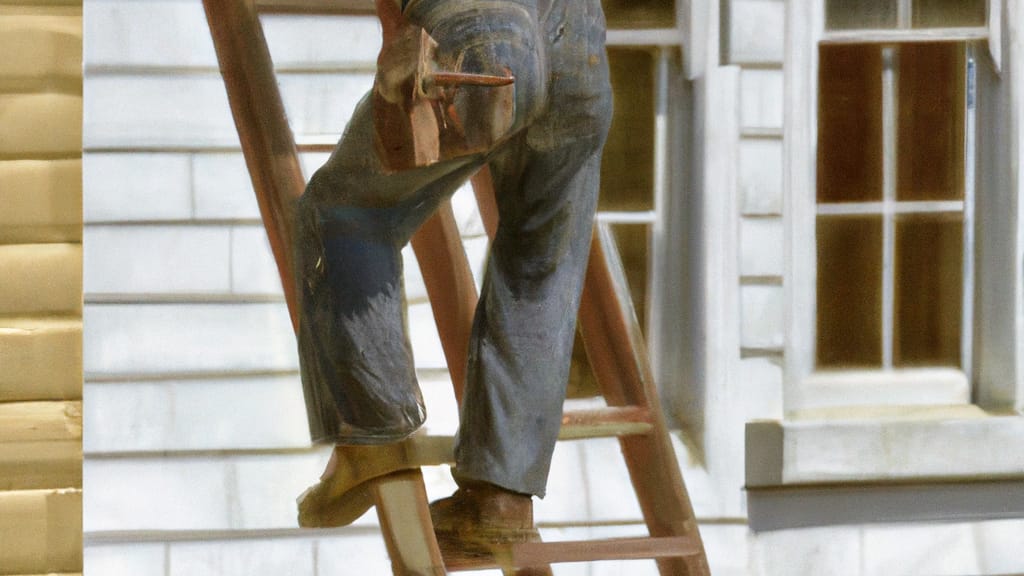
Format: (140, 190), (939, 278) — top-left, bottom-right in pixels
(429, 480), (540, 567)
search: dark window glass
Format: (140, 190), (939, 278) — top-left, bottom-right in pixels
(601, 49), (655, 211)
(913, 0), (986, 28)
(602, 0), (675, 29)
(896, 43), (966, 201)
(894, 214), (963, 366)
(818, 44), (884, 203)
(817, 215), (884, 368)
(826, 0), (899, 30)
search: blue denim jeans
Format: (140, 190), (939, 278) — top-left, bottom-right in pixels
(294, 0), (611, 497)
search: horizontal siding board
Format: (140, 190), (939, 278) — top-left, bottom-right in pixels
(82, 153), (191, 222)
(0, 316), (82, 402)
(0, 243), (82, 315)
(0, 13), (81, 90)
(83, 303), (298, 375)
(83, 225), (232, 294)
(83, 75), (239, 150)
(0, 401), (82, 490)
(83, 452), (329, 532)
(192, 152), (261, 220)
(727, 0), (784, 64)
(262, 15), (379, 70)
(168, 538), (315, 576)
(83, 543), (164, 576)
(83, 0), (216, 69)
(0, 159), (81, 244)
(83, 376), (310, 453)
(84, 2), (379, 71)
(0, 489), (82, 574)
(83, 370), (459, 454)
(0, 93), (82, 157)
(229, 225), (281, 295)
(83, 73), (370, 149)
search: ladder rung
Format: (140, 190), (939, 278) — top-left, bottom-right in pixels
(256, 0), (375, 15)
(512, 536), (701, 567)
(558, 406), (652, 440)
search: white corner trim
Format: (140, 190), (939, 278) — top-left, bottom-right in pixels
(745, 408), (1024, 487)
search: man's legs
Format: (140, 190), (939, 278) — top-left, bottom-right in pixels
(451, 0), (613, 498)
(295, 93), (484, 445)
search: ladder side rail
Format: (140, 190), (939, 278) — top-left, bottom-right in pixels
(203, 0), (306, 331)
(579, 222), (709, 576)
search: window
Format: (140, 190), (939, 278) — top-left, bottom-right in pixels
(786, 0), (993, 410)
(815, 42), (973, 374)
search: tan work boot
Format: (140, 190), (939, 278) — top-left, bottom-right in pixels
(429, 480), (540, 568)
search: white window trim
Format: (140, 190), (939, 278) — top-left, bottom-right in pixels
(744, 0), (1024, 530)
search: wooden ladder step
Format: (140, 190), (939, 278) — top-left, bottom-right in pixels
(558, 406), (652, 440)
(512, 536), (702, 567)
(442, 536), (701, 572)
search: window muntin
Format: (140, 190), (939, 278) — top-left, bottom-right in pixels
(814, 42), (972, 372)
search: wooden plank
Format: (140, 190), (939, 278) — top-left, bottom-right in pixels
(0, 14), (81, 92)
(558, 406), (653, 440)
(0, 316), (81, 402)
(372, 470), (446, 576)
(512, 537), (700, 567)
(0, 401), (82, 490)
(0, 94), (81, 159)
(0, 160), (82, 245)
(0, 244), (82, 316)
(0, 489), (82, 574)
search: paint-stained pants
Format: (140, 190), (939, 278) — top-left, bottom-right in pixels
(294, 0), (611, 497)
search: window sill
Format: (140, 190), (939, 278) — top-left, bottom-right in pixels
(745, 405), (1024, 530)
(792, 368), (970, 412)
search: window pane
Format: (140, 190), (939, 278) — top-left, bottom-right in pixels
(826, 0), (898, 30)
(913, 0), (986, 28)
(817, 215), (883, 368)
(894, 213), (962, 367)
(897, 43), (965, 201)
(602, 0), (675, 29)
(818, 45), (884, 203)
(600, 49), (654, 211)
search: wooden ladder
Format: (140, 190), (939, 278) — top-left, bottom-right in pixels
(203, 2), (710, 574)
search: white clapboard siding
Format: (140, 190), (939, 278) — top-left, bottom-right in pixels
(739, 69), (784, 131)
(726, 0), (784, 65)
(83, 303), (297, 375)
(739, 139), (783, 216)
(82, 153), (193, 223)
(739, 217), (784, 278)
